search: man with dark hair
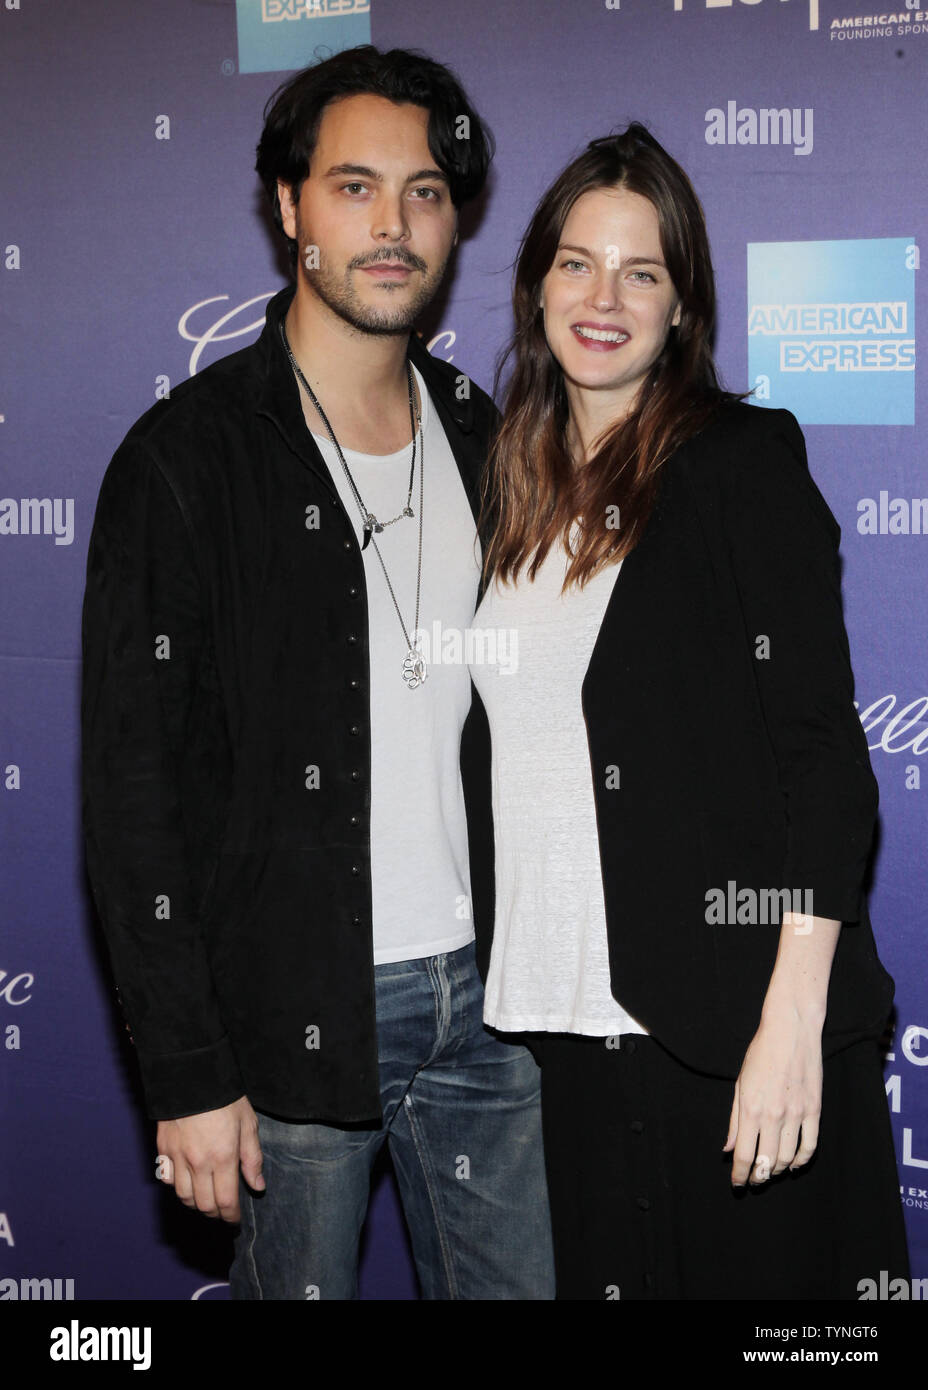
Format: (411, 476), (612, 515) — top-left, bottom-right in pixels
(81, 46), (553, 1300)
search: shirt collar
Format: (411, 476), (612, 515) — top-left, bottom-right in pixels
(253, 281), (476, 469)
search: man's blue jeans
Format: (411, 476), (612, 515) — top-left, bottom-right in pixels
(229, 941), (554, 1299)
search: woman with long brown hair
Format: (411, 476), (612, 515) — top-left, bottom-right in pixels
(467, 123), (909, 1299)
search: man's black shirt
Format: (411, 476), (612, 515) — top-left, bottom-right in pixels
(81, 282), (499, 1122)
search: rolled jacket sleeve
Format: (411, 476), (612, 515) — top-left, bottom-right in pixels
(81, 435), (245, 1118)
(721, 407), (878, 925)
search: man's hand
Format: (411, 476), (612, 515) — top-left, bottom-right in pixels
(155, 1095), (264, 1222)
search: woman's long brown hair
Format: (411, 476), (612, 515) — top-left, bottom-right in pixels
(480, 122), (748, 593)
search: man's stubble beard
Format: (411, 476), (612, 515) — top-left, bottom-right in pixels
(296, 234), (451, 338)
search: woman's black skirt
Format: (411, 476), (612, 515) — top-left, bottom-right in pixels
(528, 1031), (910, 1300)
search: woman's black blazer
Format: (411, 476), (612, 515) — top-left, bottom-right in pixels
(465, 401), (894, 1078)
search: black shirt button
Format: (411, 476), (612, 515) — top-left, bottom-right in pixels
(348, 678), (360, 691)
(347, 633), (358, 645)
(630, 1120), (645, 1134)
(351, 914), (362, 926)
(343, 539), (352, 550)
(349, 814), (359, 827)
(350, 864), (360, 876)
(350, 769), (361, 781)
(349, 724), (361, 736)
(330, 496), (339, 507)
(636, 1197), (650, 1211)
(348, 586), (359, 599)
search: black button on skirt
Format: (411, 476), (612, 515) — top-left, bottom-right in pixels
(527, 1032), (910, 1300)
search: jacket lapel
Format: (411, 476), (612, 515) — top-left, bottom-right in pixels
(407, 331), (487, 540)
(253, 284), (341, 497)
(580, 468), (669, 705)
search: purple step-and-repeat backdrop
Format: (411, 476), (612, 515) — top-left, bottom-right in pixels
(1, 0), (926, 1303)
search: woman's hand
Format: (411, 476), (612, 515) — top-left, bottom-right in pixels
(723, 1002), (824, 1188)
(723, 909), (839, 1187)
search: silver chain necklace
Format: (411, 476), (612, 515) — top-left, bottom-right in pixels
(280, 320), (428, 689)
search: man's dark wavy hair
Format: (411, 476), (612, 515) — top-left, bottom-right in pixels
(256, 44), (494, 268)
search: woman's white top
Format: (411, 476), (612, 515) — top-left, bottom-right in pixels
(469, 524), (650, 1036)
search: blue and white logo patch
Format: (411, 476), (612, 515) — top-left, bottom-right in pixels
(747, 237), (916, 425)
(235, 0), (371, 76)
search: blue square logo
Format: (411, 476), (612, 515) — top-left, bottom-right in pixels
(236, 0), (371, 76)
(747, 237), (915, 425)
